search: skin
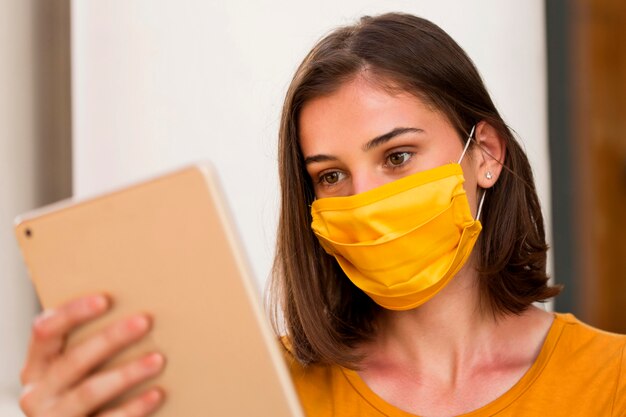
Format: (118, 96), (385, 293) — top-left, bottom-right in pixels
(299, 74), (554, 417)
(19, 295), (165, 417)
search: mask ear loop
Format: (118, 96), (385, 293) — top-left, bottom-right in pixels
(457, 125), (485, 221)
(476, 189), (486, 221)
(457, 125), (476, 164)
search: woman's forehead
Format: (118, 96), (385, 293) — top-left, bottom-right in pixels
(298, 78), (450, 154)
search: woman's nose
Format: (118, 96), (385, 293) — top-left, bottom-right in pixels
(350, 172), (386, 195)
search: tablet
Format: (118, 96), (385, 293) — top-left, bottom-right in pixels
(14, 164), (304, 417)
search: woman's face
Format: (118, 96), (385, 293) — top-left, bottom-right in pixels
(299, 76), (482, 216)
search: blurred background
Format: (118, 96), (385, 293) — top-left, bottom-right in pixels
(1, 0), (624, 413)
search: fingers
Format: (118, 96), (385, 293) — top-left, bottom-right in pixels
(97, 388), (165, 417)
(45, 314), (152, 393)
(51, 353), (165, 417)
(19, 294), (168, 417)
(21, 294), (110, 385)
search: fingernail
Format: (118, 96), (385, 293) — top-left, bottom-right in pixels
(89, 295), (109, 312)
(145, 388), (164, 404)
(127, 315), (150, 332)
(34, 309), (56, 329)
(142, 353), (165, 372)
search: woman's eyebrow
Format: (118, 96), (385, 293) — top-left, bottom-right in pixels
(362, 127), (424, 151)
(304, 154), (337, 165)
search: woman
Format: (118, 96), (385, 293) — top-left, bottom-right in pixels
(18, 12), (625, 417)
(270, 12), (625, 416)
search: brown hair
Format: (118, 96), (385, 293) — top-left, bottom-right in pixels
(270, 12), (561, 368)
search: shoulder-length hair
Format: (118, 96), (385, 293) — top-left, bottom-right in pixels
(269, 12), (561, 368)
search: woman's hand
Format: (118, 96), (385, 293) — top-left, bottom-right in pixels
(19, 294), (166, 417)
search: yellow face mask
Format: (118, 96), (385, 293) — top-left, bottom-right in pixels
(310, 129), (484, 310)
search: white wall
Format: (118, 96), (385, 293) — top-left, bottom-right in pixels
(1, 1), (72, 413)
(0, 1), (41, 415)
(72, 0), (551, 293)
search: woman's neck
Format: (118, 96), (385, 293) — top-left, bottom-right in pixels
(360, 265), (552, 387)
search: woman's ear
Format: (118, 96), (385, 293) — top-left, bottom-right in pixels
(473, 120), (506, 189)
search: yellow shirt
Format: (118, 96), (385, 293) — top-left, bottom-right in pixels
(284, 313), (626, 416)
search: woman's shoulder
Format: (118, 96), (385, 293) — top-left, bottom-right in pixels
(279, 336), (351, 416)
(553, 312), (626, 351)
(548, 313), (625, 382)
(549, 312), (626, 370)
(529, 313), (626, 414)
(279, 336), (341, 386)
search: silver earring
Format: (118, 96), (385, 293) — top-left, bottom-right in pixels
(485, 171), (493, 180)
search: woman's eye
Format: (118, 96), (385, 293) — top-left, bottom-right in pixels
(318, 171), (343, 185)
(386, 151), (413, 167)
